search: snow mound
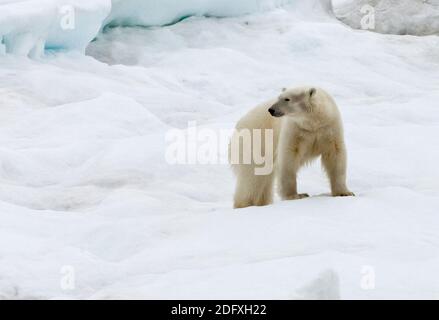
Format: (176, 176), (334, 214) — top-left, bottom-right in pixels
(294, 269), (341, 300)
(333, 0), (439, 36)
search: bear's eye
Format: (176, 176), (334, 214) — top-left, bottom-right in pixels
(284, 98), (290, 102)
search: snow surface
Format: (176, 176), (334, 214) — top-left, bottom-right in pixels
(333, 0), (439, 36)
(1, 0), (439, 299)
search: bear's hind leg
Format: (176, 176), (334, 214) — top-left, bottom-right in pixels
(233, 167), (274, 209)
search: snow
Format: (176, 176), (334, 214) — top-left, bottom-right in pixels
(1, 0), (439, 299)
(333, 0), (439, 36)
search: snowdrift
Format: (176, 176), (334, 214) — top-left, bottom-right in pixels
(333, 0), (439, 36)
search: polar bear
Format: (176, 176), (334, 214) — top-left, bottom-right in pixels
(229, 86), (354, 209)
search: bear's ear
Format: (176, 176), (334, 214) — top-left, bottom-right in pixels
(282, 87), (287, 92)
(309, 88), (316, 97)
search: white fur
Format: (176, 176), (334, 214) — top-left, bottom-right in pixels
(229, 86), (354, 209)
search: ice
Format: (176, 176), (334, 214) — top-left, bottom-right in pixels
(0, 0), (295, 57)
(0, 0), (110, 56)
(0, 0), (439, 299)
(2, 0), (438, 58)
(333, 0), (439, 35)
(105, 0), (293, 27)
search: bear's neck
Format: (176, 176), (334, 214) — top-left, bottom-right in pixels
(287, 112), (333, 132)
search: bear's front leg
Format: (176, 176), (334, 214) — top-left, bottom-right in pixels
(279, 171), (309, 200)
(278, 150), (309, 201)
(322, 142), (354, 197)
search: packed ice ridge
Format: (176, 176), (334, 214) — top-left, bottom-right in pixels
(2, 0), (439, 57)
(0, 0), (292, 56)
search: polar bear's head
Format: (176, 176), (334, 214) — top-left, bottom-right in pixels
(268, 87), (316, 118)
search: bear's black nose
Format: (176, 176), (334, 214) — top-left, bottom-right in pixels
(268, 108), (275, 116)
